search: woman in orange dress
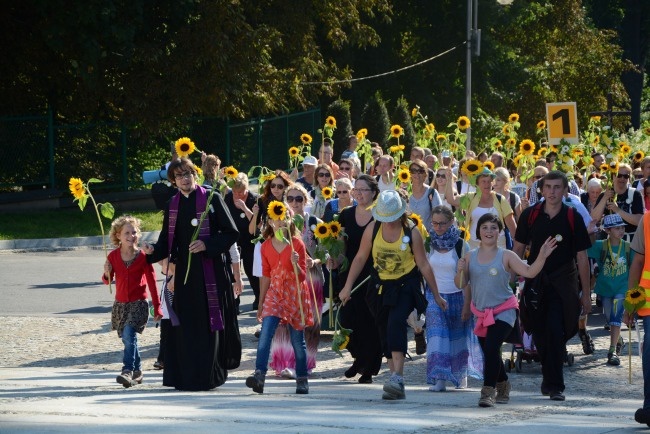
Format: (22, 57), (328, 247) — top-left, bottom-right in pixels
(246, 203), (314, 395)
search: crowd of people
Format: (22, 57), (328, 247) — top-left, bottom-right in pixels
(100, 136), (650, 422)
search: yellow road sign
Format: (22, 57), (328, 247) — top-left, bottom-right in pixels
(545, 102), (579, 144)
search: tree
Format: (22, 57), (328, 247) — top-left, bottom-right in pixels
(360, 92), (391, 147)
(390, 96), (416, 150)
(0, 0), (392, 132)
(326, 99), (353, 159)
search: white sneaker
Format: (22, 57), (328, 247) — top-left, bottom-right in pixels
(280, 367), (296, 379)
(456, 377), (468, 389)
(429, 379), (446, 392)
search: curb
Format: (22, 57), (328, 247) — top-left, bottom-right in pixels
(0, 231), (161, 252)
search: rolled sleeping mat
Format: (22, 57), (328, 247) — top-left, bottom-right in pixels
(143, 169), (168, 184)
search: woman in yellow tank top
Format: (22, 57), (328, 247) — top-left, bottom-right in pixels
(340, 190), (447, 401)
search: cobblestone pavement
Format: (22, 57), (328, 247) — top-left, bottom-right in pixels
(0, 309), (644, 396)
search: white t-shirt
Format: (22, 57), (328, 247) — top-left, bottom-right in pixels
(428, 249), (461, 294)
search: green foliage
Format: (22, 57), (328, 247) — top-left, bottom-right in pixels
(389, 96), (416, 149)
(360, 91), (391, 147)
(327, 100), (353, 158)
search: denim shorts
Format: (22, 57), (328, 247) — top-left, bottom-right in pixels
(601, 294), (625, 327)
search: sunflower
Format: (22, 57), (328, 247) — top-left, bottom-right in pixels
(174, 137), (196, 158)
(483, 161), (495, 171)
(506, 138), (517, 148)
(398, 144), (405, 151)
(591, 116), (602, 123)
(519, 139), (535, 155)
(224, 166), (238, 178)
(537, 147), (548, 157)
(289, 147), (300, 157)
(494, 139), (502, 148)
(461, 159), (483, 176)
(68, 177), (85, 200)
(609, 161), (620, 174)
(339, 335), (350, 350)
(423, 131), (432, 140)
(537, 120), (546, 130)
(261, 173), (276, 183)
(321, 186), (334, 199)
(409, 213), (423, 229)
(502, 124), (512, 136)
(398, 169), (411, 183)
(325, 116), (337, 128)
(314, 222), (331, 239)
(390, 124), (404, 138)
(620, 144), (632, 155)
(389, 145), (400, 153)
(592, 136), (600, 145)
(195, 166), (203, 177)
(329, 220), (342, 237)
(300, 134), (312, 145)
(457, 116), (470, 130)
(571, 148), (584, 157)
(624, 286), (646, 313)
(267, 200), (287, 221)
(411, 107), (418, 117)
(436, 134), (446, 142)
(458, 226), (470, 241)
(356, 128), (368, 141)
(599, 163), (609, 172)
(512, 154), (524, 168)
(634, 151), (645, 162)
(509, 113), (520, 123)
(426, 123), (435, 133)
(550, 144), (559, 152)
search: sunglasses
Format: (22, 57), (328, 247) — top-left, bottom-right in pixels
(286, 195), (304, 203)
(435, 173), (446, 179)
(409, 168), (426, 175)
(617, 173), (630, 179)
(337, 190), (349, 195)
(318, 172), (331, 178)
(270, 183), (285, 189)
(340, 166), (351, 171)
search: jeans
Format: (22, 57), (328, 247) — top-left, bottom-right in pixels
(122, 324), (141, 372)
(640, 316), (650, 410)
(255, 316), (307, 378)
(602, 295), (625, 327)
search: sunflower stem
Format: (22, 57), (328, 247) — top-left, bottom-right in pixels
(286, 228), (306, 326)
(307, 265), (320, 327)
(184, 180), (218, 285)
(86, 185), (111, 294)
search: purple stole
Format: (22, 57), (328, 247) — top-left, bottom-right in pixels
(168, 186), (224, 332)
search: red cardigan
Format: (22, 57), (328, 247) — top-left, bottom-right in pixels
(102, 248), (163, 317)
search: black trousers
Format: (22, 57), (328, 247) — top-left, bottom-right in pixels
(532, 291), (567, 393)
(240, 243), (260, 307)
(477, 319), (512, 387)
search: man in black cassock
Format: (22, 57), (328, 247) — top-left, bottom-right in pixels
(144, 157), (241, 391)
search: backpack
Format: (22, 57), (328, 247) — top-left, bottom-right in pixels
(526, 201), (575, 231)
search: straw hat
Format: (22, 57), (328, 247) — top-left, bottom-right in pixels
(371, 190), (407, 222)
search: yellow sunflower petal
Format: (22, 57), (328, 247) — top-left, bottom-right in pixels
(457, 116), (470, 130)
(175, 137), (196, 158)
(68, 177), (85, 200)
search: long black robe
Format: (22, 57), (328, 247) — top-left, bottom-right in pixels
(149, 189), (240, 391)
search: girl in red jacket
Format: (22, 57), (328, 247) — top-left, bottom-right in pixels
(103, 215), (163, 388)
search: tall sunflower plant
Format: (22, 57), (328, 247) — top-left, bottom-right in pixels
(411, 105), (438, 152)
(388, 124), (406, 167)
(355, 128), (373, 176)
(312, 219), (347, 327)
(318, 116), (337, 161)
(445, 116), (470, 160)
(69, 177), (115, 293)
(246, 165), (276, 187)
(623, 285), (646, 384)
(288, 133), (314, 171)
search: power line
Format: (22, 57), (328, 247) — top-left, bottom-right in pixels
(301, 42), (466, 86)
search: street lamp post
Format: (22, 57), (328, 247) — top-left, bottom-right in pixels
(465, 0), (479, 150)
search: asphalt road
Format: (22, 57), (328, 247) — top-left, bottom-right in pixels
(0, 248), (255, 316)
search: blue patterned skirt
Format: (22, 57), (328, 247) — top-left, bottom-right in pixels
(425, 290), (483, 386)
